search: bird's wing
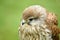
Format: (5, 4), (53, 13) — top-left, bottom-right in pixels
(46, 12), (60, 40)
(47, 25), (60, 40)
(46, 12), (60, 34)
(46, 12), (58, 25)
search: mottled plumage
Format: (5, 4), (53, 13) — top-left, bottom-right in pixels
(19, 5), (60, 40)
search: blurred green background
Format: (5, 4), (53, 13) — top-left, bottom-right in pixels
(0, 0), (60, 40)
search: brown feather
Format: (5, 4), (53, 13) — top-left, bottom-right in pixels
(46, 12), (60, 40)
(23, 6), (41, 20)
(46, 12), (58, 25)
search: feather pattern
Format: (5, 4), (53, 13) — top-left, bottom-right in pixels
(19, 5), (60, 40)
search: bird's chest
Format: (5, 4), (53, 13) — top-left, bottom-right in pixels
(20, 24), (53, 40)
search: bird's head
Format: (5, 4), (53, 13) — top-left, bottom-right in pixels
(21, 5), (47, 26)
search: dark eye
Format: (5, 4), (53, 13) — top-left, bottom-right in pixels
(29, 18), (33, 21)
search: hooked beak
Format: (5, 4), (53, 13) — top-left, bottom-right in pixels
(21, 20), (31, 26)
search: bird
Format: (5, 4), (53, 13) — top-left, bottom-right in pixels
(19, 5), (60, 40)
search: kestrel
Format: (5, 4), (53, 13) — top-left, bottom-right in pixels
(19, 5), (60, 40)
